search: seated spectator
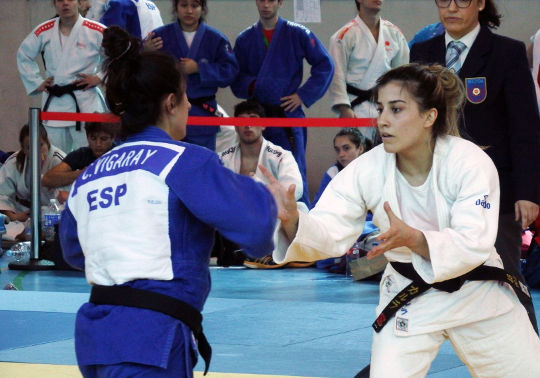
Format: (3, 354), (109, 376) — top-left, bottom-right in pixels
(217, 100), (308, 269)
(312, 128), (383, 277)
(42, 121), (116, 203)
(313, 128), (371, 207)
(0, 125), (65, 239)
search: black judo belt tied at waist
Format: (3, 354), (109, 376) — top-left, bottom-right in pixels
(90, 284), (212, 375)
(372, 261), (532, 333)
(259, 102), (296, 154)
(188, 95), (221, 116)
(44, 83), (84, 130)
(346, 84), (373, 109)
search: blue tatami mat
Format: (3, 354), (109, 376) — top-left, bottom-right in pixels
(1, 259), (539, 377)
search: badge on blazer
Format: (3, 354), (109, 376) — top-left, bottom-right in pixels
(465, 77), (487, 104)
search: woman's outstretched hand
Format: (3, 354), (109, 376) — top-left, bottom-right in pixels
(259, 164), (299, 240)
(367, 202), (429, 260)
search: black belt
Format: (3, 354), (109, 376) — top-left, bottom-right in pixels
(372, 261), (533, 332)
(90, 284), (212, 375)
(188, 95), (218, 116)
(44, 83), (83, 130)
(259, 102), (296, 154)
(346, 84), (372, 108)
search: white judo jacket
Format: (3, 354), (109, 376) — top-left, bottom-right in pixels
(275, 136), (517, 335)
(17, 16), (107, 127)
(219, 138), (304, 256)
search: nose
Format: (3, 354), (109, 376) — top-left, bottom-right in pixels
(448, 0), (459, 11)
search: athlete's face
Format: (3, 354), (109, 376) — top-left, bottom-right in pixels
(438, 0), (484, 39)
(334, 135), (363, 168)
(356, 0), (384, 13)
(78, 0), (91, 17)
(54, 0), (79, 19)
(376, 82), (435, 156)
(235, 113), (265, 144)
(256, 0), (283, 22)
(176, 0), (203, 32)
(22, 136), (49, 164)
(87, 131), (114, 158)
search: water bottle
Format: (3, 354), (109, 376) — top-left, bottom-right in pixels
(42, 199), (61, 242)
(0, 214), (7, 257)
(5, 241), (31, 262)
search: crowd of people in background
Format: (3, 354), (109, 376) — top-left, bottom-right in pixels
(2, 0), (539, 269)
(1, 0), (539, 376)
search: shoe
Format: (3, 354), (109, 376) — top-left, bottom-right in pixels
(243, 255), (287, 269)
(286, 261), (315, 268)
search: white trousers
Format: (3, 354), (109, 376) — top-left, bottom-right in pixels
(45, 125), (88, 153)
(370, 293), (540, 378)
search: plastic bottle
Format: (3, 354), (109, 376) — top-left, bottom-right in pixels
(0, 214), (7, 256)
(42, 199), (61, 242)
(5, 241), (31, 262)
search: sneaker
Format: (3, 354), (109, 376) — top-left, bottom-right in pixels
(243, 255), (287, 269)
(286, 261), (315, 268)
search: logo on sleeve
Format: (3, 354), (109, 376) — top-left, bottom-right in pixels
(475, 195), (491, 209)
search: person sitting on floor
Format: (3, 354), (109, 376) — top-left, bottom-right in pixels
(42, 121), (117, 203)
(313, 127), (382, 277)
(217, 99), (310, 269)
(0, 124), (65, 239)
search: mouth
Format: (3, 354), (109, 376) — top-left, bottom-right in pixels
(380, 132), (394, 140)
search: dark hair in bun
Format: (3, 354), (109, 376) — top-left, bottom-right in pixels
(101, 26), (186, 136)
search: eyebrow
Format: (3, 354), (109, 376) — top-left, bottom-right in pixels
(376, 99), (407, 106)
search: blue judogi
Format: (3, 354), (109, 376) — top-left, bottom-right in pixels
(232, 17), (334, 206)
(153, 22), (239, 150)
(60, 126), (276, 376)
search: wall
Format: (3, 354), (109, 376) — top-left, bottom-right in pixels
(1, 0), (539, 199)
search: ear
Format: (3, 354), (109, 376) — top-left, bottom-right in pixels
(424, 108), (438, 128)
(165, 93), (177, 114)
(477, 0), (485, 11)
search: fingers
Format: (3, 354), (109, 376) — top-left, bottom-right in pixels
(515, 202), (521, 223)
(258, 164), (278, 184)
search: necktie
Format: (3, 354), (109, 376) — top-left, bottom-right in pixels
(446, 41), (466, 73)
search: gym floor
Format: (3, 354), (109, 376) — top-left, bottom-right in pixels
(1, 256), (539, 378)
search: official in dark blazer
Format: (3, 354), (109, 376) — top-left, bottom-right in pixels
(411, 0), (540, 332)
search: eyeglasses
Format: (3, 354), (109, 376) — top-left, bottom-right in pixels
(435, 0), (473, 8)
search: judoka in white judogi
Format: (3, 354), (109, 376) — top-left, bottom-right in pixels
(219, 138), (305, 256)
(329, 15), (409, 141)
(275, 135), (540, 377)
(17, 16), (107, 152)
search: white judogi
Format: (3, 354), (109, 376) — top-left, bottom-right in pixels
(17, 16), (107, 129)
(0, 145), (65, 213)
(218, 138), (303, 201)
(328, 16), (409, 140)
(219, 138), (304, 255)
(275, 135), (540, 375)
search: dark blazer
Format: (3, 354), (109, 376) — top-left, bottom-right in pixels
(411, 26), (540, 213)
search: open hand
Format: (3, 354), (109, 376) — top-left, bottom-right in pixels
(143, 32), (163, 51)
(74, 74), (101, 90)
(367, 202), (428, 260)
(39, 77), (54, 93)
(515, 200), (539, 229)
(280, 93), (303, 113)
